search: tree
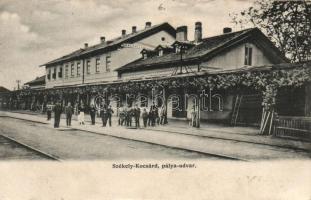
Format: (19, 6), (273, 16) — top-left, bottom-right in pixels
(231, 0), (311, 63)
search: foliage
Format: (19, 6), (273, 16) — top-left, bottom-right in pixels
(231, 0), (311, 62)
(14, 64), (311, 110)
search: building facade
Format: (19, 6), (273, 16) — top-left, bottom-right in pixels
(116, 24), (289, 124)
(42, 22), (176, 89)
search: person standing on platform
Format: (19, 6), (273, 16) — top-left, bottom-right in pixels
(89, 104), (96, 125)
(78, 104), (85, 125)
(124, 106), (131, 126)
(118, 106), (125, 126)
(142, 108), (148, 128)
(150, 102), (156, 126)
(53, 102), (62, 128)
(147, 107), (152, 126)
(100, 104), (107, 127)
(159, 105), (167, 125)
(65, 102), (74, 126)
(129, 106), (136, 127)
(107, 105), (114, 127)
(155, 105), (159, 125)
(190, 105), (197, 127)
(124, 106), (130, 127)
(134, 104), (141, 128)
(46, 103), (52, 121)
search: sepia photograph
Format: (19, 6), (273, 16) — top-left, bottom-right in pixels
(0, 0), (310, 199)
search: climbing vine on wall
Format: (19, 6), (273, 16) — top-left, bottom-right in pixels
(112, 66), (311, 110)
(13, 64), (311, 110)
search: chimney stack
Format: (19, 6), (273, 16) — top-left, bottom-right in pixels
(100, 36), (106, 43)
(176, 26), (188, 42)
(223, 27), (232, 34)
(84, 43), (88, 48)
(132, 26), (137, 33)
(194, 21), (202, 43)
(145, 22), (152, 29)
(121, 29), (126, 37)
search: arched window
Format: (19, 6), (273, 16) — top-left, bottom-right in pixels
(140, 95), (148, 107)
(168, 95), (181, 111)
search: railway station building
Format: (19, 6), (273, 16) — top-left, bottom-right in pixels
(3, 21), (311, 139)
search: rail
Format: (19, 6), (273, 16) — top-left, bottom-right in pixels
(0, 134), (61, 161)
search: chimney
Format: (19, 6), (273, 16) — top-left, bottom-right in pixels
(194, 21), (202, 43)
(84, 43), (88, 48)
(223, 27), (232, 34)
(132, 26), (137, 33)
(122, 29), (126, 37)
(100, 36), (106, 43)
(145, 22), (152, 29)
(176, 26), (188, 42)
(121, 29), (126, 37)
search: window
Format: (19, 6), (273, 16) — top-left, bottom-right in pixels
(58, 66), (63, 78)
(143, 53), (147, 60)
(77, 62), (81, 76)
(158, 49), (163, 56)
(86, 60), (91, 74)
(65, 65), (68, 78)
(95, 58), (100, 73)
(244, 44), (253, 66)
(47, 69), (51, 80)
(52, 68), (56, 79)
(71, 63), (74, 77)
(106, 54), (111, 72)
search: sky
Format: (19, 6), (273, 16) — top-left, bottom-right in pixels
(0, 0), (254, 90)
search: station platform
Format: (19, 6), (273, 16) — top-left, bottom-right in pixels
(0, 110), (310, 160)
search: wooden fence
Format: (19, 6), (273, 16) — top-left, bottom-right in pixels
(273, 116), (311, 141)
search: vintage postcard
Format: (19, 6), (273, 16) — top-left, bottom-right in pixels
(0, 0), (310, 199)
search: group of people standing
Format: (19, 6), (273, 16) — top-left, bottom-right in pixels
(98, 104), (114, 127)
(46, 101), (168, 129)
(46, 102), (93, 128)
(119, 103), (167, 128)
(63, 102), (114, 127)
(118, 104), (141, 128)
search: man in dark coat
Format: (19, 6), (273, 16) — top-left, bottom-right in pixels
(142, 108), (148, 128)
(134, 104), (141, 128)
(155, 106), (159, 125)
(150, 102), (157, 126)
(124, 106), (130, 127)
(46, 103), (52, 121)
(100, 104), (108, 127)
(107, 105), (114, 127)
(53, 102), (63, 128)
(118, 107), (125, 126)
(147, 108), (152, 126)
(89, 104), (96, 125)
(65, 102), (74, 126)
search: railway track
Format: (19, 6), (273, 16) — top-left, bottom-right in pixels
(0, 134), (61, 161)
